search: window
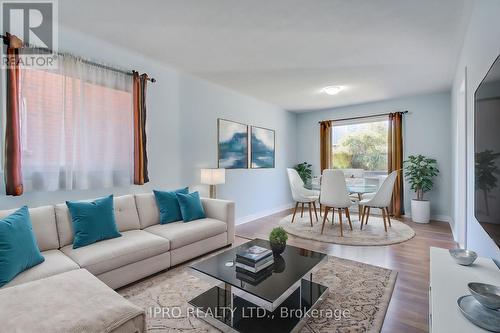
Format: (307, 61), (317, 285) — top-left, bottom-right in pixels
(19, 55), (134, 191)
(331, 118), (388, 176)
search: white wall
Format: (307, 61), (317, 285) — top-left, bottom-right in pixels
(0, 26), (296, 222)
(296, 92), (452, 220)
(451, 0), (500, 261)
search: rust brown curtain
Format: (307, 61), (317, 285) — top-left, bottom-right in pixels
(133, 71), (149, 185)
(319, 121), (332, 173)
(4, 33), (23, 196)
(388, 112), (404, 216)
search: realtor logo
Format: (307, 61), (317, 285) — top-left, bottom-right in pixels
(1, 0), (58, 68)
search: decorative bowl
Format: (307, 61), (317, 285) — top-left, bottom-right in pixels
(449, 248), (478, 266)
(468, 282), (500, 310)
(457, 295), (500, 332)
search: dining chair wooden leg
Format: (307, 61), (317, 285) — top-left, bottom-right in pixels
(301, 203), (304, 217)
(360, 206), (366, 230)
(338, 208), (343, 237)
(385, 207), (392, 227)
(308, 202), (314, 227)
(321, 207), (329, 234)
(331, 208), (335, 225)
(291, 202), (299, 223)
(319, 204), (330, 221)
(365, 207), (371, 225)
(345, 208), (353, 230)
(312, 202), (319, 221)
(381, 207), (388, 232)
(357, 193), (362, 214)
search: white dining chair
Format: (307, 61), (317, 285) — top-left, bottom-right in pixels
(358, 170), (399, 232)
(287, 168), (320, 226)
(320, 169), (354, 236)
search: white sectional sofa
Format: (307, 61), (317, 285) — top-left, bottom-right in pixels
(0, 193), (235, 289)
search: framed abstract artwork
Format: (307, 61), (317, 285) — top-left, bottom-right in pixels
(251, 126), (275, 168)
(217, 119), (248, 169)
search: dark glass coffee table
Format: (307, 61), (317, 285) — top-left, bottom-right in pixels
(188, 239), (328, 333)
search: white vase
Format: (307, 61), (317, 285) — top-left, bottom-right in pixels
(411, 199), (430, 223)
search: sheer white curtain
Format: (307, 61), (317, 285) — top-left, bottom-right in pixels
(19, 54), (134, 191)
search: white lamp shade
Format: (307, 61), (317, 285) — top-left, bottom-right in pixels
(200, 168), (226, 185)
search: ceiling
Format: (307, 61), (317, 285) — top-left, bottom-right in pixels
(59, 0), (472, 112)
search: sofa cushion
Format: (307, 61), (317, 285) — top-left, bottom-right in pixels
(1, 250), (79, 289)
(60, 230), (170, 275)
(66, 195), (122, 249)
(135, 193), (160, 229)
(0, 205), (59, 251)
(56, 195), (141, 247)
(113, 195), (141, 231)
(144, 218), (226, 250)
(0, 206), (45, 287)
(0, 269), (145, 333)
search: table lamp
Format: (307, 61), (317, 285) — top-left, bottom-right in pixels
(200, 168), (225, 199)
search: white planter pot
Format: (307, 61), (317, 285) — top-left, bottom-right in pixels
(411, 199), (430, 223)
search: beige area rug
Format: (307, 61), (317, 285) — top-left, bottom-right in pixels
(118, 248), (397, 333)
(279, 212), (415, 246)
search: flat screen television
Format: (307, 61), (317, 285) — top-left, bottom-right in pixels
(475, 54), (500, 248)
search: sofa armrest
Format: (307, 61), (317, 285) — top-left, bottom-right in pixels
(201, 198), (235, 245)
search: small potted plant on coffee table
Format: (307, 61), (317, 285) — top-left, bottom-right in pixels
(404, 154), (439, 223)
(269, 227), (288, 256)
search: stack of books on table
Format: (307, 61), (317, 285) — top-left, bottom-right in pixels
(235, 245), (274, 285)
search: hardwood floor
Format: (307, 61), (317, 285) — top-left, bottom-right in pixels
(235, 209), (457, 333)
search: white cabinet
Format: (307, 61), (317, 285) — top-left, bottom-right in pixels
(429, 247), (500, 332)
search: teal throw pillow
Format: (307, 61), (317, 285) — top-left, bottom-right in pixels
(153, 187), (189, 224)
(66, 195), (121, 249)
(176, 191), (206, 222)
(0, 206), (45, 287)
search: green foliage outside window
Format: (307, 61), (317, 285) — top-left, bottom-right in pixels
(331, 123), (387, 171)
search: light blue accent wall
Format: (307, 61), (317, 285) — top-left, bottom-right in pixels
(295, 92), (452, 219)
(178, 74), (297, 219)
(0, 26), (296, 220)
(451, 0), (500, 261)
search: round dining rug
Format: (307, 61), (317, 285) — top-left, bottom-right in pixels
(118, 247), (397, 333)
(279, 212), (415, 246)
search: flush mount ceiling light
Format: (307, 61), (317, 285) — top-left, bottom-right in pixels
(321, 85), (344, 95)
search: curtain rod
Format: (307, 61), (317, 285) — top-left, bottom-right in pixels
(1, 34), (156, 83)
(318, 110), (408, 124)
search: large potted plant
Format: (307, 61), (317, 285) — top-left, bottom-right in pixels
(404, 154), (439, 223)
(294, 162), (312, 187)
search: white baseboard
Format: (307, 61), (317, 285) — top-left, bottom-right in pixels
(431, 215), (453, 223)
(402, 213), (452, 223)
(236, 203), (295, 225)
